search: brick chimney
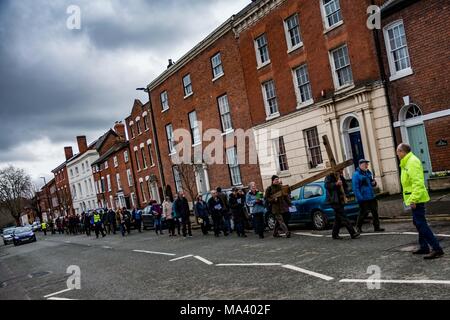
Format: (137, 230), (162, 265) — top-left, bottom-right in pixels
(114, 121), (126, 141)
(64, 146), (74, 160)
(76, 136), (88, 154)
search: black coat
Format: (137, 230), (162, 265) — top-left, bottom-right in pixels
(174, 197), (190, 218)
(325, 174), (348, 205)
(207, 197), (224, 217)
(229, 193), (246, 222)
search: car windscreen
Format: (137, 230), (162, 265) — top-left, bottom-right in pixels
(3, 229), (15, 235)
(14, 227), (32, 233)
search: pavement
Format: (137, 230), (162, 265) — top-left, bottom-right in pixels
(1, 220), (450, 300)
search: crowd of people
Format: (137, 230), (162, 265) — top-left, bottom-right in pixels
(39, 144), (444, 259)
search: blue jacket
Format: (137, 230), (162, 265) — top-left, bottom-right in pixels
(195, 201), (209, 219)
(245, 191), (265, 214)
(352, 168), (376, 202)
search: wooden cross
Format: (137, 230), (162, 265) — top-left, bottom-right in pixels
(271, 135), (353, 199)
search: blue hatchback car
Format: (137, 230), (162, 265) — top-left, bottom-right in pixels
(12, 226), (37, 246)
(284, 181), (360, 230)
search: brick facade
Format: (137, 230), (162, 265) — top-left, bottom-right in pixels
(379, 0), (450, 173)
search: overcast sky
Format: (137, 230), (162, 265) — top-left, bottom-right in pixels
(0, 0), (250, 187)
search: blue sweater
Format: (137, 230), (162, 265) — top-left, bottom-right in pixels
(352, 168), (376, 202)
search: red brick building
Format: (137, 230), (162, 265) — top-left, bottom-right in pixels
(232, 0), (401, 193)
(145, 19), (263, 202)
(37, 178), (57, 220)
(91, 122), (138, 210)
(125, 100), (161, 208)
(51, 146), (74, 216)
(378, 0), (450, 182)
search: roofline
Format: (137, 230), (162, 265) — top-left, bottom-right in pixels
(91, 142), (129, 166)
(381, 0), (421, 16)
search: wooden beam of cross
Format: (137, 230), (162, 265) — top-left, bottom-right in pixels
(271, 135), (353, 199)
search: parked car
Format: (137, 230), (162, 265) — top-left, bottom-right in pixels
(31, 221), (41, 232)
(2, 227), (16, 245)
(267, 181), (359, 230)
(12, 226), (36, 246)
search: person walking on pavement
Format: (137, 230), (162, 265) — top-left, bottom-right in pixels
(208, 190), (225, 237)
(152, 201), (164, 235)
(325, 170), (360, 240)
(246, 184), (266, 239)
(217, 187), (231, 235)
(41, 221), (47, 236)
(107, 209), (117, 234)
(83, 212), (91, 236)
(163, 197), (175, 236)
(174, 192), (192, 237)
(133, 207), (143, 233)
(92, 210), (106, 239)
(117, 209), (126, 237)
(195, 195), (210, 235)
(229, 188), (247, 237)
(397, 143), (444, 259)
(353, 159), (385, 233)
(122, 208), (132, 235)
(265, 175), (291, 238)
(172, 195), (181, 236)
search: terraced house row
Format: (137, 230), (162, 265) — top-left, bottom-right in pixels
(39, 0), (449, 217)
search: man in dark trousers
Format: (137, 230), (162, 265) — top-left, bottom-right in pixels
(352, 159), (384, 233)
(265, 175), (291, 238)
(217, 187), (231, 235)
(208, 190), (225, 237)
(229, 188), (247, 237)
(325, 170), (360, 240)
(174, 192), (192, 237)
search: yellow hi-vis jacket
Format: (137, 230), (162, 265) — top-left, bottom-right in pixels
(400, 152), (430, 205)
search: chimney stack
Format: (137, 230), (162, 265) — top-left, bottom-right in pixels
(114, 121), (126, 141)
(76, 136), (88, 154)
(167, 59), (174, 69)
(64, 146), (74, 160)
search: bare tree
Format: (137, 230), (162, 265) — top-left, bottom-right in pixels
(173, 163), (202, 206)
(56, 187), (72, 216)
(0, 166), (33, 226)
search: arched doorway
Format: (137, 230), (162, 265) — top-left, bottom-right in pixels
(399, 104), (432, 181)
(342, 116), (365, 169)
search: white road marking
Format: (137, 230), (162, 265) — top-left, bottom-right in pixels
(44, 288), (73, 298)
(194, 256), (214, 265)
(132, 250), (176, 256)
(216, 263), (282, 266)
(281, 264), (334, 281)
(436, 234), (450, 238)
(47, 297), (76, 300)
(402, 232), (419, 235)
(102, 246), (112, 249)
(169, 254), (193, 262)
(294, 233), (324, 237)
(340, 279), (450, 285)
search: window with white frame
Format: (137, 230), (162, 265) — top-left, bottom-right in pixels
(130, 125), (135, 138)
(107, 175), (111, 192)
(160, 91), (169, 111)
(143, 115), (149, 131)
(113, 156), (118, 168)
(124, 150), (129, 163)
(101, 178), (105, 193)
(226, 147), (242, 186)
(84, 180), (88, 196)
(127, 169), (133, 187)
(172, 166), (183, 193)
(89, 179), (93, 194)
(140, 182), (147, 203)
(116, 173), (122, 191)
(293, 64), (313, 105)
(134, 150), (141, 171)
(304, 127), (323, 169)
(104, 161), (109, 169)
(72, 185), (77, 199)
(274, 136), (289, 172)
(183, 74), (193, 97)
(78, 183), (83, 197)
(189, 111), (201, 145)
(136, 120), (142, 135)
(166, 124), (175, 154)
(81, 163), (85, 173)
(321, 0), (343, 30)
(218, 95), (233, 132)
(141, 147), (148, 169)
(330, 44), (353, 89)
(255, 34), (270, 67)
(147, 144), (155, 166)
(75, 167), (79, 175)
(262, 80), (279, 117)
(384, 20), (412, 80)
(211, 52), (224, 79)
(284, 14), (302, 51)
(70, 169), (73, 177)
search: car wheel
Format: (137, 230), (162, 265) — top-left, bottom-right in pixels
(312, 211), (328, 230)
(32, 236), (37, 242)
(266, 214), (276, 231)
(3, 241), (7, 246)
(13, 240), (18, 246)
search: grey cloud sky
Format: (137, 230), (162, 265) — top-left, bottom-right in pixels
(0, 0), (249, 183)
